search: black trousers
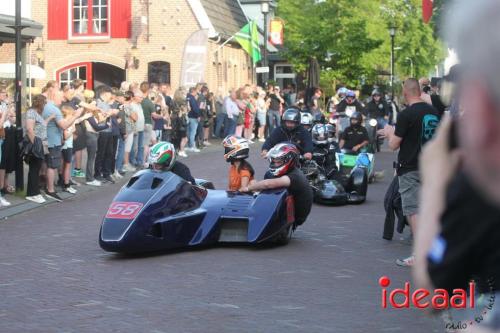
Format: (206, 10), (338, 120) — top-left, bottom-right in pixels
(109, 135), (119, 173)
(27, 157), (43, 196)
(94, 132), (113, 178)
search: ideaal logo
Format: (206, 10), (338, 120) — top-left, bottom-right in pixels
(379, 276), (496, 330)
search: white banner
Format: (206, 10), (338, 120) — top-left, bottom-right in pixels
(180, 29), (209, 87)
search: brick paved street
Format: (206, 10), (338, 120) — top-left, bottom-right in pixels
(0, 145), (443, 332)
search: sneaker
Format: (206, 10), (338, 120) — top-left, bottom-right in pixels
(75, 170), (86, 178)
(26, 195), (46, 204)
(178, 151), (188, 158)
(71, 169), (78, 177)
(46, 192), (63, 202)
(248, 140), (255, 144)
(259, 138), (265, 142)
(191, 148), (201, 153)
(118, 170), (126, 176)
(113, 171), (123, 179)
(69, 179), (80, 186)
(0, 196), (11, 206)
(203, 141), (211, 146)
(396, 255), (415, 267)
(104, 176), (115, 184)
(124, 164), (136, 172)
(63, 186), (77, 194)
(86, 180), (102, 187)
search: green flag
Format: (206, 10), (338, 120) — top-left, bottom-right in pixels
(235, 21), (262, 64)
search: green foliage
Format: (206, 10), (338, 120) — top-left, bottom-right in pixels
(277, 0), (445, 92)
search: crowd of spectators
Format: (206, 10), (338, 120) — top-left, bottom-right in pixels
(0, 80), (301, 206)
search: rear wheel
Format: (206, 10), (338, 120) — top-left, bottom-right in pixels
(275, 225), (293, 245)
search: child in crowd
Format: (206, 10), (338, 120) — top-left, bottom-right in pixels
(61, 104), (78, 194)
(222, 135), (255, 191)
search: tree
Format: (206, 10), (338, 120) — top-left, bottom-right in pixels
(277, 0), (445, 92)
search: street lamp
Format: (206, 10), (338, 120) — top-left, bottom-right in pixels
(406, 57), (414, 77)
(389, 26), (396, 99)
(35, 44), (44, 68)
(261, 1), (270, 86)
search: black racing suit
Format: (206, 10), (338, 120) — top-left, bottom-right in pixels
(262, 125), (313, 155)
(336, 99), (365, 116)
(170, 161), (196, 184)
(365, 100), (390, 120)
(312, 142), (339, 178)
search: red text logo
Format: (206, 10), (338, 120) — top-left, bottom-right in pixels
(379, 276), (475, 310)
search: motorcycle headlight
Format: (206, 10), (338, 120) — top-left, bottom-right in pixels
(369, 119), (378, 127)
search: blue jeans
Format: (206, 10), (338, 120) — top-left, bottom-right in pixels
(224, 117), (236, 137)
(134, 131), (144, 166)
(188, 117), (199, 148)
(215, 113), (226, 138)
(116, 136), (125, 171)
(268, 109), (281, 133)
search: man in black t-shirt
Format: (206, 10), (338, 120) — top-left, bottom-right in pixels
(242, 142), (313, 226)
(381, 78), (441, 266)
(339, 112), (369, 152)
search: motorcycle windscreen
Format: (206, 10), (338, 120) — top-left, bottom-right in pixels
(100, 171), (181, 242)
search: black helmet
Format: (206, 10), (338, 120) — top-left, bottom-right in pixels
(282, 108), (301, 131)
(311, 124), (328, 146)
(350, 111), (363, 126)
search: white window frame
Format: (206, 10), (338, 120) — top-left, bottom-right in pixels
(68, 0), (111, 40)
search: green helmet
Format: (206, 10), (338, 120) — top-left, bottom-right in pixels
(148, 141), (176, 171)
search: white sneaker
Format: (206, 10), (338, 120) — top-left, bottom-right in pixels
(0, 196), (11, 206)
(248, 140), (255, 144)
(26, 195), (46, 204)
(192, 148), (201, 153)
(259, 138), (265, 142)
(63, 186), (77, 194)
(203, 141), (211, 146)
(178, 151), (188, 158)
(124, 164), (136, 172)
(114, 171), (123, 179)
(86, 180), (102, 187)
(185, 147), (193, 152)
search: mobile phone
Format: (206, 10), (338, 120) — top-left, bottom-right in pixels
(448, 118), (459, 150)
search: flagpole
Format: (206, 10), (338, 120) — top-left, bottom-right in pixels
(213, 35), (236, 55)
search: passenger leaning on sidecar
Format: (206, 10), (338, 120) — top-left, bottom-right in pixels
(241, 143), (313, 226)
(339, 112), (369, 153)
(261, 108), (313, 160)
(148, 141), (195, 184)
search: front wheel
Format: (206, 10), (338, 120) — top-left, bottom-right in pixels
(275, 225), (293, 245)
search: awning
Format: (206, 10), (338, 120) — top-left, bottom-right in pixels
(0, 14), (43, 43)
(0, 63), (46, 79)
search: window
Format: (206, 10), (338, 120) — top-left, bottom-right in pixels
(72, 0), (109, 37)
(56, 63), (93, 90)
(148, 62), (171, 84)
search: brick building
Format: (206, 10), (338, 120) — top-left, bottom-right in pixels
(0, 0), (255, 92)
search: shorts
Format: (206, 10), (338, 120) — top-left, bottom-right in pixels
(144, 124), (153, 147)
(46, 146), (62, 169)
(256, 112), (266, 126)
(61, 148), (73, 164)
(125, 132), (135, 153)
(398, 171), (420, 217)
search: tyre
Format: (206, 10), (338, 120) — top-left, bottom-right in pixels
(275, 225), (293, 245)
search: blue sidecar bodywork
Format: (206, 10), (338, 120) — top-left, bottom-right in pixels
(99, 170), (294, 253)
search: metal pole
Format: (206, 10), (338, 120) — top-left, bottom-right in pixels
(390, 34), (395, 99)
(14, 0), (24, 191)
(263, 12), (269, 85)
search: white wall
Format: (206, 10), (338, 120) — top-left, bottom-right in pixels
(0, 0), (32, 19)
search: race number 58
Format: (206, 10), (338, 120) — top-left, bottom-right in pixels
(105, 202), (143, 219)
